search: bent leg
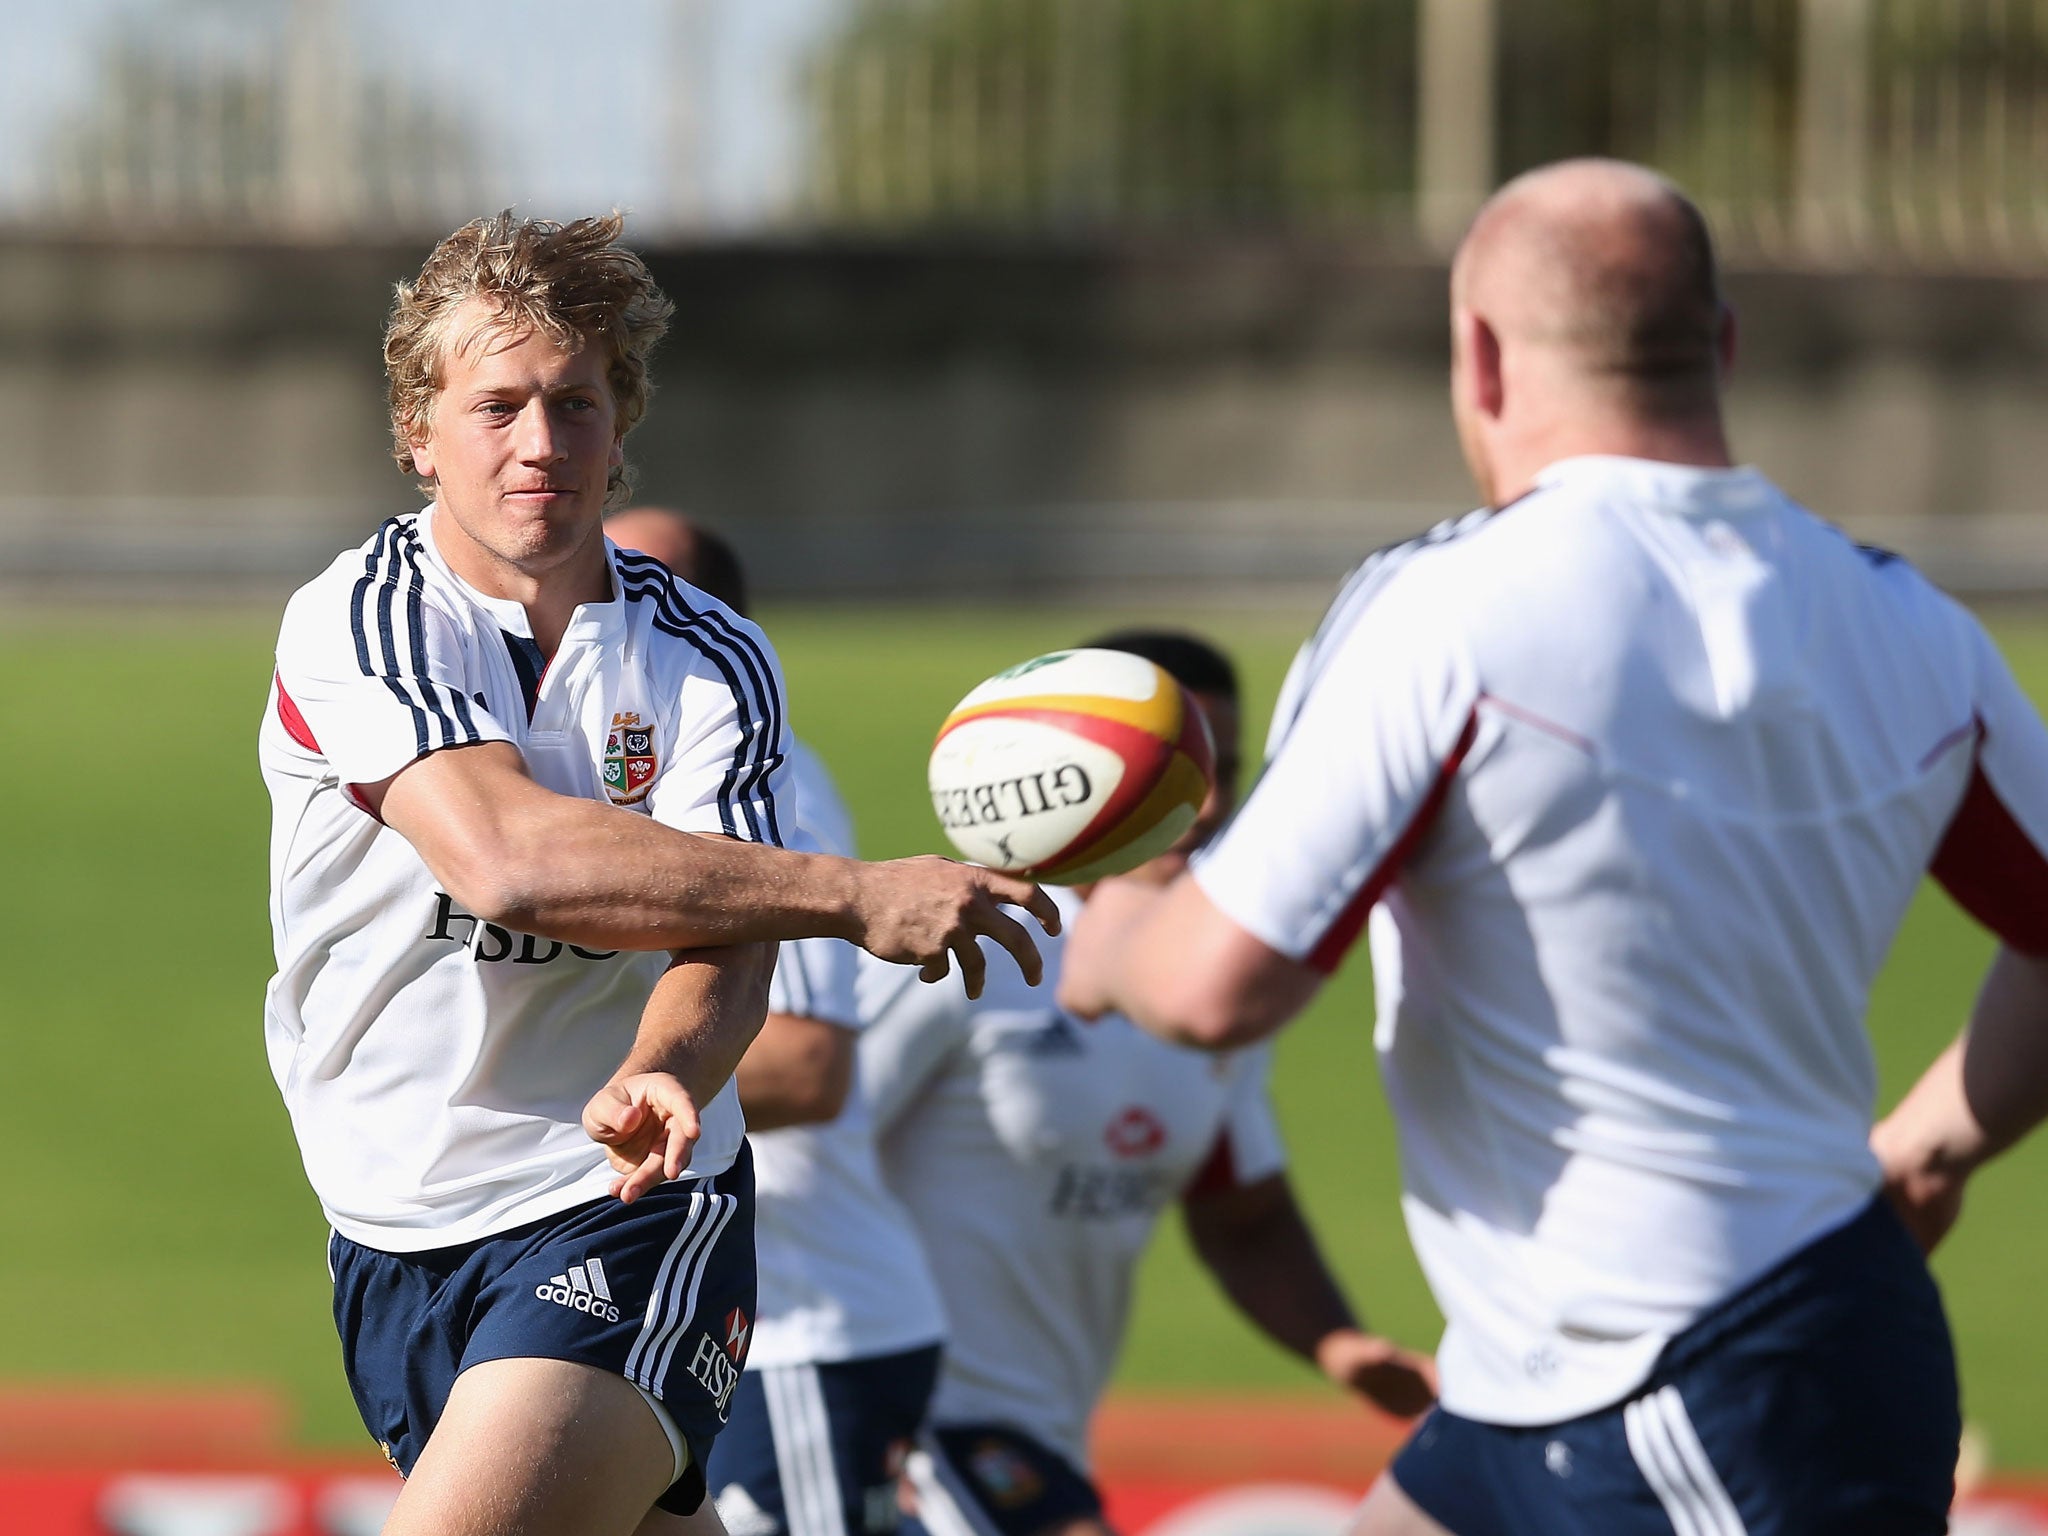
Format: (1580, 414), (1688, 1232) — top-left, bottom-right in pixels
(384, 1357), (681, 1536)
(1351, 1475), (1454, 1536)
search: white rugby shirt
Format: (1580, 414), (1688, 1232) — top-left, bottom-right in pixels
(1196, 456), (2048, 1425)
(747, 737), (947, 1370)
(859, 887), (1286, 1472)
(260, 508), (790, 1252)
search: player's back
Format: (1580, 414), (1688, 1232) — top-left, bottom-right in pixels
(1254, 454), (2035, 1421)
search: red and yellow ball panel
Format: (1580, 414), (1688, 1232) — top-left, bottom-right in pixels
(929, 649), (1216, 884)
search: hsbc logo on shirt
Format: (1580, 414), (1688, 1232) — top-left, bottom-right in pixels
(427, 893), (620, 964)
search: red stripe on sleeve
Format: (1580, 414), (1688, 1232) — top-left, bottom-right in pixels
(1930, 754), (2048, 955)
(274, 675), (322, 753)
(1185, 1131), (1239, 1198)
(1305, 708), (1479, 976)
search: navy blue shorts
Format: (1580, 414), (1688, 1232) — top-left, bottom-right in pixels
(1392, 1197), (1960, 1535)
(330, 1144), (756, 1516)
(706, 1343), (943, 1536)
(908, 1423), (1103, 1536)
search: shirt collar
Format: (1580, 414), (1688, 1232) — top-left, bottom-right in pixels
(416, 502), (624, 640)
(1533, 455), (1777, 517)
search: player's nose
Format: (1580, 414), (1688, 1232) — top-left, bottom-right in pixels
(511, 397), (565, 464)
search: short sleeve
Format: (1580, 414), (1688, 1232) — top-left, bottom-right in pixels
(1930, 620), (2048, 954)
(645, 607), (793, 847)
(1193, 575), (1480, 973)
(273, 541), (513, 793)
(856, 951), (974, 1137)
(1184, 1043), (1289, 1198)
(766, 741), (864, 1027)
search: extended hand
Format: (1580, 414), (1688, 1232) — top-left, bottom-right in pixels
(583, 1073), (702, 1204)
(1316, 1329), (1440, 1420)
(853, 856), (1061, 999)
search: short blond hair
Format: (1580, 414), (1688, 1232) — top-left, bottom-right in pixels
(384, 211), (674, 506)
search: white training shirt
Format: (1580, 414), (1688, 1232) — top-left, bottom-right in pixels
(260, 508), (791, 1252)
(1197, 455), (2048, 1425)
(747, 737), (948, 1369)
(859, 887), (1286, 1472)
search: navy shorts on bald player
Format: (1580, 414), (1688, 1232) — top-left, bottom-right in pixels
(330, 1144), (757, 1516)
(1390, 1197), (1959, 1536)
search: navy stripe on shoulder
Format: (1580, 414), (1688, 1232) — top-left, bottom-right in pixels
(618, 555), (786, 845)
(347, 515), (486, 757)
(351, 518), (430, 757)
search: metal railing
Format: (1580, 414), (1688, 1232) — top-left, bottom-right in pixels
(7, 0), (2048, 269)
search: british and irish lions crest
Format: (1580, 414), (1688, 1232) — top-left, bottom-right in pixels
(603, 711), (658, 805)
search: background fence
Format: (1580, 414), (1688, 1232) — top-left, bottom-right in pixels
(11, 0), (2048, 269)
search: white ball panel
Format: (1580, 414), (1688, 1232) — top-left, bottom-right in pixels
(950, 649), (1165, 713)
(929, 717), (1129, 871)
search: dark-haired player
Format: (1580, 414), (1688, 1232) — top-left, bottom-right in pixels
(860, 630), (1435, 1536)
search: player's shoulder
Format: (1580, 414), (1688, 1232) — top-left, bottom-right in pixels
(611, 546), (785, 683)
(278, 512), (469, 656)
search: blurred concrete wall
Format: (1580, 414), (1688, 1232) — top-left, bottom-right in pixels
(3, 237), (2043, 600)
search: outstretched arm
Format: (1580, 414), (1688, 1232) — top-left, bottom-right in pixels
(367, 742), (1057, 995)
(1872, 946), (2048, 1253)
(1183, 1174), (1436, 1418)
(584, 939), (777, 1202)
(1058, 874), (1321, 1048)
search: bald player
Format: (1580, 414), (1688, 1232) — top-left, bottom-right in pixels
(1059, 158), (2048, 1534)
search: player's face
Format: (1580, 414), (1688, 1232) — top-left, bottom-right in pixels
(410, 299), (623, 587)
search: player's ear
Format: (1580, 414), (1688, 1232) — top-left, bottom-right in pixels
(1715, 302), (1738, 383)
(408, 425), (437, 480)
(608, 434), (625, 472)
(1468, 312), (1505, 420)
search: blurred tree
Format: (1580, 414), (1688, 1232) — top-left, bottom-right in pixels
(803, 0), (1418, 230)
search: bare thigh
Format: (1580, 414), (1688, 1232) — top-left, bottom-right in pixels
(1350, 1473), (1454, 1536)
(382, 1357), (685, 1536)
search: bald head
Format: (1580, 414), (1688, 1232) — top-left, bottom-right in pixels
(1453, 159), (1725, 415)
(604, 507), (750, 615)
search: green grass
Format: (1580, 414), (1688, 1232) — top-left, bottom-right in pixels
(2, 604), (2045, 1467)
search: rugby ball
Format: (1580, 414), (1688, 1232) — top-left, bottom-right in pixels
(929, 649), (1215, 884)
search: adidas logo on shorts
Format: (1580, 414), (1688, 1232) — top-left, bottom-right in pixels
(535, 1258), (623, 1322)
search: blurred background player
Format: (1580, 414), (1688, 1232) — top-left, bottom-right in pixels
(1059, 159), (2048, 1535)
(607, 507), (950, 1536)
(858, 629), (1436, 1536)
(262, 217), (1054, 1536)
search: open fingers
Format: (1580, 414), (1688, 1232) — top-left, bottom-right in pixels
(973, 903), (1044, 989)
(979, 872), (1061, 936)
(615, 1147), (668, 1205)
(953, 933), (989, 1001)
(662, 1103), (701, 1180)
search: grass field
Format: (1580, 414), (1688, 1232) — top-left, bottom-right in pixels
(2, 603), (2046, 1466)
